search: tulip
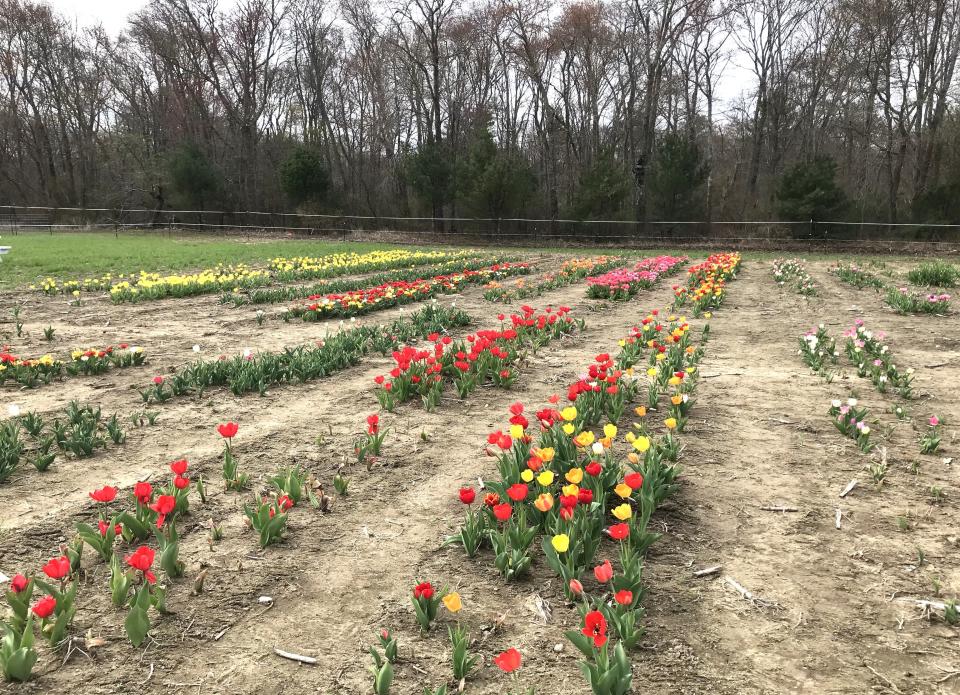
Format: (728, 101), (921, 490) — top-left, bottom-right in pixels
(569, 578), (584, 595)
(624, 472), (644, 490)
(506, 483), (529, 502)
(565, 467), (584, 484)
(41, 556), (70, 580)
(10, 574), (28, 593)
(413, 582), (434, 600)
(581, 610), (608, 647)
(31, 596), (57, 619)
(170, 459), (188, 475)
(536, 470), (555, 486)
(615, 590), (633, 605)
(494, 648), (522, 673)
(608, 523), (630, 540)
(492, 503), (512, 521)
(612, 503), (632, 521)
(458, 487), (476, 505)
(614, 483), (632, 499)
(442, 592), (462, 613)
(89, 485), (118, 503)
(534, 493), (554, 512)
(551, 534), (570, 553)
(593, 560), (613, 583)
(126, 546), (155, 572)
(133, 481), (153, 504)
(217, 422), (239, 439)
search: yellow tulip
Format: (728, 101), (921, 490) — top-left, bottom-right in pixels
(565, 468), (584, 484)
(551, 534), (570, 553)
(614, 483), (632, 499)
(646, 367), (657, 377)
(509, 424), (525, 439)
(612, 503), (633, 520)
(655, 353), (666, 361)
(442, 592), (462, 613)
(664, 418), (677, 430)
(668, 376), (681, 386)
(634, 406), (647, 417)
(632, 436), (651, 452)
(671, 394), (683, 405)
(603, 424), (618, 438)
(520, 469), (534, 483)
(562, 484), (580, 498)
(627, 452), (640, 465)
(560, 406), (578, 422)
(574, 431), (595, 447)
(562, 423), (575, 436)
(537, 470), (555, 486)
(625, 431), (636, 443)
(535, 447), (555, 463)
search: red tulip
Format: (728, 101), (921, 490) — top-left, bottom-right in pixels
(585, 461), (602, 476)
(152, 375), (164, 385)
(559, 506), (574, 521)
(170, 459), (188, 475)
(614, 590), (633, 606)
(173, 475), (190, 490)
(581, 610), (608, 647)
(98, 520), (122, 537)
(483, 492), (499, 507)
(577, 489), (593, 505)
(10, 574), (28, 593)
(217, 422), (239, 439)
(133, 481), (153, 504)
(89, 485), (118, 503)
(41, 556), (70, 580)
(126, 546), (155, 572)
(413, 582), (434, 600)
(31, 596), (56, 619)
(506, 483), (528, 502)
(607, 523), (630, 541)
(367, 414), (379, 435)
(492, 503), (512, 521)
(624, 472), (644, 490)
(569, 578), (584, 595)
(277, 494), (294, 511)
(593, 559), (613, 583)
(494, 647), (522, 673)
(151, 494), (176, 527)
(458, 487), (476, 505)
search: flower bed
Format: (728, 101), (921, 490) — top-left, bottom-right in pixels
(483, 255), (623, 302)
(885, 287), (951, 315)
(772, 258), (816, 295)
(284, 263), (530, 321)
(585, 256), (688, 301)
(672, 252), (741, 316)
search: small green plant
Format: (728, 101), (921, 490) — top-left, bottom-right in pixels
(449, 624), (479, 681)
(11, 307), (23, 338)
(369, 647), (393, 695)
(944, 600), (958, 625)
(928, 486), (945, 504)
(897, 515), (911, 532)
(105, 414), (126, 444)
(907, 260), (958, 287)
(42, 326), (55, 341)
(243, 498), (288, 547)
(333, 473), (349, 497)
(255, 310), (266, 326)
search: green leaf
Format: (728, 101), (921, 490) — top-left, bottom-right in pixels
(125, 606), (150, 647)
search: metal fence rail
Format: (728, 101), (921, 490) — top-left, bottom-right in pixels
(1, 204), (958, 252)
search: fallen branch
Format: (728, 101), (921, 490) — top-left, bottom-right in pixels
(693, 565), (722, 578)
(274, 648), (317, 665)
(863, 661), (902, 693)
(839, 480), (858, 498)
(759, 506), (799, 512)
(722, 576), (780, 609)
(835, 508), (842, 530)
(895, 597), (947, 612)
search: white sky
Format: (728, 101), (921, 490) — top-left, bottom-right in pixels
(47, 0), (750, 112)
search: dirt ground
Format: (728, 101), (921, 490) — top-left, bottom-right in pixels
(0, 254), (957, 695)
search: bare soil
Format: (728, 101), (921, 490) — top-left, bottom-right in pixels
(0, 256), (957, 695)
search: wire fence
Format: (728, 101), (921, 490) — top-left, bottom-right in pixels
(1, 204), (958, 252)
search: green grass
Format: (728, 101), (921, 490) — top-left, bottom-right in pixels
(0, 232), (432, 288)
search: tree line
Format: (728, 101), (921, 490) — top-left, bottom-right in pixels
(0, 0), (958, 226)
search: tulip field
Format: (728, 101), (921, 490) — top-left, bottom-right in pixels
(0, 241), (957, 695)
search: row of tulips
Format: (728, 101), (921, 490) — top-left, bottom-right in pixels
(0, 422), (321, 682)
(222, 255), (512, 307)
(38, 248), (474, 301)
(284, 263), (531, 321)
(141, 303), (471, 402)
(843, 319), (915, 398)
(672, 253), (742, 316)
(372, 306), (582, 412)
(483, 255), (623, 302)
(585, 256), (689, 301)
(0, 344), (146, 389)
(772, 258), (817, 295)
(427, 279), (739, 692)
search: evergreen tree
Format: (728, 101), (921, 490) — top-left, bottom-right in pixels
(167, 143), (220, 209)
(648, 133), (707, 220)
(279, 146), (331, 207)
(776, 157), (847, 221)
(566, 152), (632, 220)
